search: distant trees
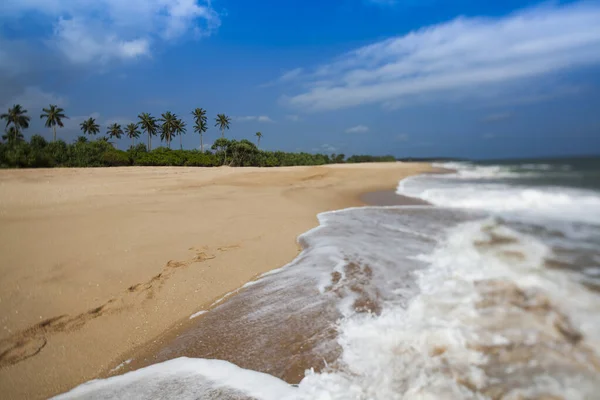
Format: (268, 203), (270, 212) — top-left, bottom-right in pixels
(174, 118), (186, 150)
(107, 123), (123, 142)
(125, 123), (141, 148)
(138, 113), (158, 151)
(255, 132), (263, 148)
(346, 155), (396, 163)
(192, 108), (208, 151)
(1, 103), (399, 169)
(159, 112), (177, 149)
(80, 118), (100, 137)
(2, 105), (31, 142)
(215, 114), (231, 138)
(40, 105), (67, 142)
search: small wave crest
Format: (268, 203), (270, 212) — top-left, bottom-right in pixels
(55, 206), (600, 400)
(400, 164), (600, 224)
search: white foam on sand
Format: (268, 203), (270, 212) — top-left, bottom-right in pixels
(53, 357), (295, 400)
(55, 199), (600, 399)
(189, 310), (207, 319)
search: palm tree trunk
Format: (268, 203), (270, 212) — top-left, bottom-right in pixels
(132, 137), (134, 148)
(221, 127), (224, 138)
(200, 134), (203, 152)
(53, 126), (57, 142)
(180, 134), (182, 150)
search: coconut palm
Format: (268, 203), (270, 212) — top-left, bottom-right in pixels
(159, 111), (177, 149)
(215, 114), (231, 138)
(138, 113), (158, 151)
(1, 127), (24, 144)
(40, 105), (68, 142)
(255, 132), (263, 148)
(125, 123), (141, 148)
(192, 108), (208, 151)
(174, 118), (187, 150)
(80, 117), (100, 137)
(107, 123), (123, 143)
(1, 105), (31, 140)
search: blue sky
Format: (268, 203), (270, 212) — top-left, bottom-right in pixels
(1, 0), (599, 159)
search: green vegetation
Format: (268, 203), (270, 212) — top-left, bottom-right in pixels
(80, 118), (100, 137)
(255, 131), (263, 148)
(2, 105), (31, 144)
(40, 105), (68, 142)
(215, 114), (231, 138)
(192, 108), (208, 152)
(346, 154), (397, 163)
(1, 104), (397, 169)
(125, 123), (141, 148)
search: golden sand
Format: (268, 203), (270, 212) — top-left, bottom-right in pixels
(0, 163), (434, 399)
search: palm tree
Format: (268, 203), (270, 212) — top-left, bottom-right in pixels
(192, 108), (208, 151)
(1, 127), (25, 144)
(80, 117), (100, 137)
(1, 105), (31, 140)
(40, 105), (67, 142)
(138, 113), (158, 151)
(215, 114), (231, 138)
(255, 132), (263, 148)
(174, 118), (187, 150)
(125, 123), (141, 148)
(159, 111), (177, 149)
(107, 123), (123, 143)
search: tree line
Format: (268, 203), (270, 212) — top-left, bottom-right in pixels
(1, 104), (396, 168)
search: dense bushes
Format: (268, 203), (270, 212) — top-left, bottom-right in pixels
(0, 136), (398, 169)
(346, 154), (396, 163)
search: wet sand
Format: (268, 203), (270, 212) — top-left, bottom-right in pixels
(116, 184), (434, 385)
(0, 163), (434, 399)
(360, 191), (430, 206)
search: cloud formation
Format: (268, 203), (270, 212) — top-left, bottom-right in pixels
(283, 2), (600, 111)
(345, 125), (370, 133)
(1, 0), (220, 65)
(236, 116), (275, 123)
(1, 87), (67, 112)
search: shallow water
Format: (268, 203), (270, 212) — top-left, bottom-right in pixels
(56, 157), (600, 400)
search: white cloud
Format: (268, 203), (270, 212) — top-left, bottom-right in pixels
(395, 133), (410, 141)
(284, 2), (600, 111)
(53, 17), (150, 64)
(260, 68), (304, 88)
(1, 0), (220, 65)
(104, 116), (137, 127)
(236, 115), (275, 123)
(1, 86), (67, 112)
(345, 125), (370, 133)
(313, 143), (337, 153)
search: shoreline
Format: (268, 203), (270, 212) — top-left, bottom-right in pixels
(110, 188), (435, 379)
(0, 163), (435, 399)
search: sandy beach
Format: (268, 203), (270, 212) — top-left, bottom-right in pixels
(0, 163), (433, 399)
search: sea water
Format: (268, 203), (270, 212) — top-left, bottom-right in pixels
(56, 157), (600, 400)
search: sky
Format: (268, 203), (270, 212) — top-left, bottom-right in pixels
(1, 0), (599, 159)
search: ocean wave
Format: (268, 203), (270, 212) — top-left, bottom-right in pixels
(399, 170), (600, 224)
(55, 212), (600, 400)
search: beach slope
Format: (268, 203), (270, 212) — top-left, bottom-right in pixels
(0, 163), (433, 399)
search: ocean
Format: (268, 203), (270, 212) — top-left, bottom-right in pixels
(56, 157), (600, 400)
